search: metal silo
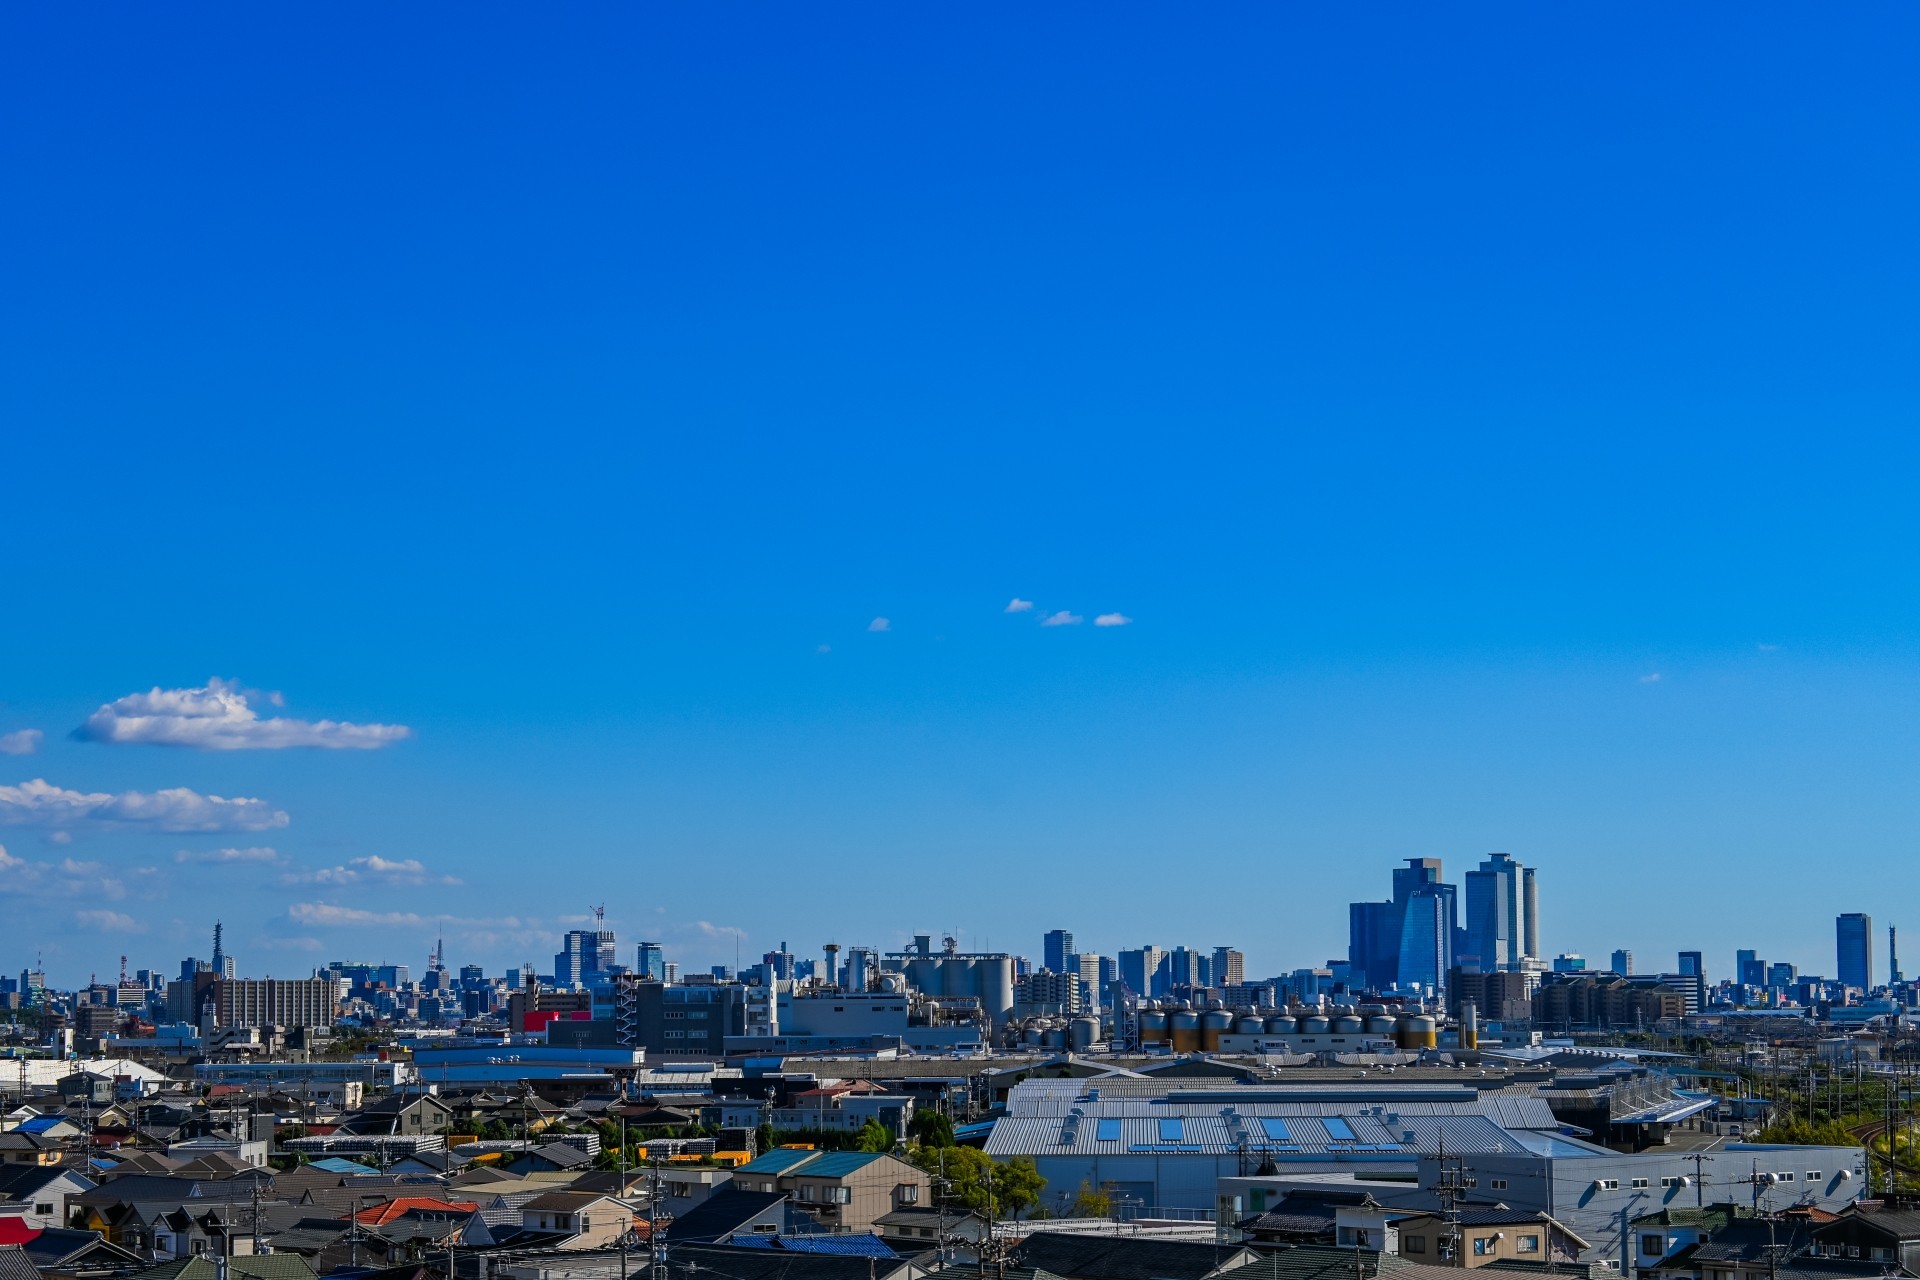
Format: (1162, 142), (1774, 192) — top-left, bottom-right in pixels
(1069, 1016), (1100, 1051)
(1200, 1009), (1233, 1052)
(977, 955), (1015, 1029)
(1170, 1010), (1201, 1052)
(1138, 1009), (1168, 1045)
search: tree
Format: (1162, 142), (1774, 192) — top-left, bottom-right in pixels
(1069, 1180), (1112, 1218)
(907, 1146), (1048, 1220)
(991, 1156), (1047, 1219)
(854, 1118), (894, 1153)
(909, 1110), (955, 1148)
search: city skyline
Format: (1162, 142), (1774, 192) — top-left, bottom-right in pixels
(8, 8), (1920, 978)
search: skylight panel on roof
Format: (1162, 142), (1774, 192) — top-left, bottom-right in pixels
(1095, 1119), (1122, 1142)
(1321, 1117), (1357, 1141)
(1259, 1118), (1294, 1142)
(1158, 1118), (1184, 1142)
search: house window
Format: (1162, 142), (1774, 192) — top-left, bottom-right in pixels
(1598, 1180), (1620, 1190)
(1632, 1178), (1650, 1189)
(799, 1185), (815, 1201)
(1518, 1236), (1540, 1254)
(1660, 1177), (1679, 1188)
(1406, 1237), (1427, 1254)
(1807, 1171), (1822, 1181)
(1642, 1236), (1668, 1256)
(897, 1185), (919, 1203)
(1491, 1180), (1509, 1191)
(34, 1204), (51, 1216)
(1473, 1238), (1495, 1255)
(834, 1187), (852, 1204)
(1873, 1250), (1894, 1263)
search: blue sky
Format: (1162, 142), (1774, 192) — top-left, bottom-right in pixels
(4, 6), (1919, 986)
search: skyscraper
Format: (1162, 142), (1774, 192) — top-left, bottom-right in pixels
(1610, 949), (1634, 976)
(1043, 930), (1074, 974)
(1118, 946), (1168, 998)
(1212, 947), (1245, 987)
(1464, 853), (1534, 971)
(1837, 914), (1874, 990)
(636, 942), (666, 982)
(1168, 946), (1204, 988)
(1349, 857), (1458, 991)
(1737, 950), (1767, 987)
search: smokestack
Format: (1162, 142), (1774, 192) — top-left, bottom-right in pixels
(823, 943), (842, 992)
(1460, 1001), (1479, 1050)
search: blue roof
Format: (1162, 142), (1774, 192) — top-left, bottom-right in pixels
(310, 1158), (380, 1174)
(728, 1233), (899, 1257)
(736, 1148), (826, 1175)
(16, 1117), (68, 1134)
(782, 1151), (886, 1177)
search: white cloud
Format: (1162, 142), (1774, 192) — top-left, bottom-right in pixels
(867, 617), (891, 632)
(695, 920), (747, 942)
(0, 845), (129, 901)
(1093, 612), (1133, 627)
(0, 778), (289, 832)
(0, 730), (42, 757)
(1004, 598), (1034, 614)
(283, 855), (459, 886)
(289, 901), (518, 928)
(75, 909), (141, 933)
(77, 678), (410, 750)
(176, 846), (282, 865)
(1640, 672), (1662, 683)
(816, 644), (831, 654)
(1039, 611), (1082, 627)
(1757, 642), (1779, 653)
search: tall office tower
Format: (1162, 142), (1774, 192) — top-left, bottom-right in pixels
(1118, 946), (1168, 998)
(1678, 950), (1703, 976)
(1168, 946), (1204, 988)
(1465, 853), (1530, 970)
(1396, 888), (1453, 990)
(1610, 949), (1634, 976)
(1837, 914), (1874, 990)
(1072, 953), (1104, 1008)
(761, 943), (794, 981)
(1737, 950), (1768, 987)
(1212, 947), (1245, 987)
(1522, 866), (1540, 960)
(636, 942), (666, 982)
(1043, 930), (1074, 974)
(1097, 955), (1118, 999)
(1892, 925), (1903, 987)
(1350, 857), (1458, 991)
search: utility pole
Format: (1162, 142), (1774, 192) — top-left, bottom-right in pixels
(1682, 1152), (1714, 1210)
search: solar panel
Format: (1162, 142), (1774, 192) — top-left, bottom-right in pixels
(1095, 1119), (1122, 1142)
(1259, 1118), (1293, 1142)
(1158, 1118), (1185, 1142)
(1321, 1117), (1357, 1141)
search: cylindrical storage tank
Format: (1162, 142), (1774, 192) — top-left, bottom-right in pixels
(1301, 1015), (1330, 1034)
(1070, 1016), (1100, 1051)
(1367, 1016), (1396, 1035)
(1332, 1015), (1363, 1034)
(1170, 1010), (1201, 1053)
(1265, 1016), (1297, 1034)
(1138, 1010), (1169, 1044)
(978, 956), (1015, 1030)
(1236, 1017), (1265, 1035)
(1460, 1002), (1479, 1050)
(1043, 1027), (1068, 1049)
(1359, 1004), (1388, 1018)
(906, 957), (940, 997)
(1023, 1023), (1045, 1047)
(1201, 1009), (1233, 1052)
(1401, 1016), (1437, 1050)
(941, 956), (977, 998)
(847, 948), (872, 993)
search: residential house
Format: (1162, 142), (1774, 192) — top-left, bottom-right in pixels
(518, 1192), (636, 1249)
(0, 1165), (95, 1230)
(729, 1150), (930, 1235)
(663, 1189), (821, 1244)
(1392, 1211), (1588, 1266)
(0, 1134), (66, 1167)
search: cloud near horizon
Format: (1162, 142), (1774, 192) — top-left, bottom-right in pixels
(1093, 612), (1132, 627)
(289, 901), (521, 928)
(1039, 610), (1082, 627)
(0, 730), (42, 757)
(0, 779), (289, 832)
(176, 846), (282, 865)
(1004, 598), (1034, 613)
(867, 617), (890, 632)
(75, 909), (141, 933)
(76, 678), (410, 750)
(282, 855), (459, 887)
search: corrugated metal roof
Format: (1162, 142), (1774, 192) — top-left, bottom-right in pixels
(984, 1112), (1528, 1158)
